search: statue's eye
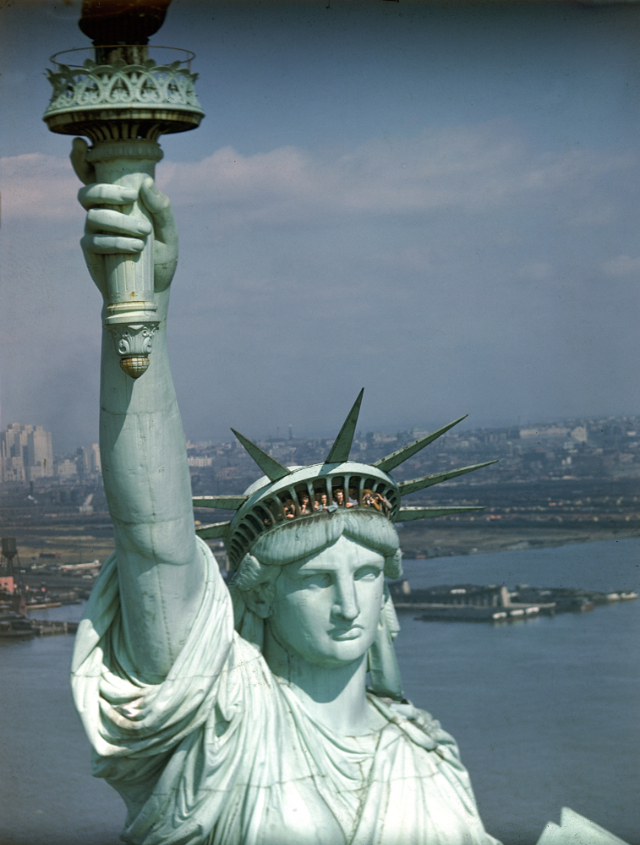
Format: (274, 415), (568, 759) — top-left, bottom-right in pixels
(301, 572), (331, 588)
(354, 566), (381, 582)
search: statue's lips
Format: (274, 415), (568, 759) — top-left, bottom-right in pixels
(329, 626), (363, 640)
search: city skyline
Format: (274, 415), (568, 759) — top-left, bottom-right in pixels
(1, 410), (636, 489)
(1, 1), (640, 452)
(0, 423), (53, 483)
(0, 419), (102, 483)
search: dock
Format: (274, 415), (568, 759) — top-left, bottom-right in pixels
(30, 619), (79, 636)
(390, 581), (637, 623)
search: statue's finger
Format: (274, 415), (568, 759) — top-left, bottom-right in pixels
(78, 184), (139, 210)
(81, 234), (145, 254)
(86, 208), (152, 237)
(140, 177), (178, 246)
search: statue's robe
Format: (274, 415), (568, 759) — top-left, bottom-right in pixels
(72, 539), (500, 845)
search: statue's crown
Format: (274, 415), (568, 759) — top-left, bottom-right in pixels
(193, 389), (495, 570)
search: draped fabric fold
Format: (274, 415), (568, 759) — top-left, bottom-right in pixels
(71, 538), (500, 845)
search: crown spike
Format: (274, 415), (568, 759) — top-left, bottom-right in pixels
(193, 496), (248, 511)
(373, 414), (468, 473)
(196, 521), (231, 540)
(231, 429), (292, 482)
(395, 506), (484, 522)
(324, 388), (365, 464)
(398, 460), (497, 497)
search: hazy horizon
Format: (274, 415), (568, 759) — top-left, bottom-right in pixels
(2, 406), (634, 458)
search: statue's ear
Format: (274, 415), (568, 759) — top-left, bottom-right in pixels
(244, 581), (275, 619)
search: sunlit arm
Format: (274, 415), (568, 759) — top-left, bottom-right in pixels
(99, 289), (203, 681)
(72, 138), (205, 681)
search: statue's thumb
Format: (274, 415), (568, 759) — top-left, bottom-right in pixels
(70, 138), (96, 186)
(140, 177), (169, 214)
(140, 177), (176, 244)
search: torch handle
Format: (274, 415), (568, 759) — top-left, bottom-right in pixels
(91, 164), (157, 324)
(87, 142), (164, 376)
(103, 173), (155, 309)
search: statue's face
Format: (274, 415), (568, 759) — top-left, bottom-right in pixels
(267, 535), (385, 668)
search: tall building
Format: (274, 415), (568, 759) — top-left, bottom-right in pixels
(0, 424), (54, 482)
(77, 443), (102, 477)
(27, 426), (54, 480)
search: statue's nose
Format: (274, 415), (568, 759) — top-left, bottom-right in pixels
(333, 577), (359, 622)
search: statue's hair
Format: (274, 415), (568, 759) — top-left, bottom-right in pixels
(231, 509), (402, 596)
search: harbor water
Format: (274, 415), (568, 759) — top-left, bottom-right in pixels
(0, 538), (638, 845)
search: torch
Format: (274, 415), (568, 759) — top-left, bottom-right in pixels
(43, 1), (204, 379)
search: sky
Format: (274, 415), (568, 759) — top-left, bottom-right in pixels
(1, 0), (640, 452)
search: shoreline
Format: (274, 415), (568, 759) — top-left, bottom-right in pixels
(398, 524), (640, 561)
(4, 519), (639, 587)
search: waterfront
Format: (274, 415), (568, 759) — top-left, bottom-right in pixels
(0, 538), (638, 845)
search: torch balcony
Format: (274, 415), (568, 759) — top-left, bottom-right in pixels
(43, 46), (204, 142)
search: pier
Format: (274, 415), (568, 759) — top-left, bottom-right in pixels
(389, 580), (637, 623)
(29, 619), (78, 636)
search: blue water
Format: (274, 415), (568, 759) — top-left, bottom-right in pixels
(0, 539), (638, 845)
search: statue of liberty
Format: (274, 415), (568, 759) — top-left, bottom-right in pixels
(68, 135), (503, 844)
(42, 4), (632, 842)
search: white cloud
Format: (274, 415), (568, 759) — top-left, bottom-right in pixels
(159, 124), (634, 231)
(0, 153), (79, 220)
(3, 124), (634, 238)
(601, 254), (640, 277)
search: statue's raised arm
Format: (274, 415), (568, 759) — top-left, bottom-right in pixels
(72, 139), (204, 680)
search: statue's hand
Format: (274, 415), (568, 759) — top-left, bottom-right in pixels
(71, 138), (178, 298)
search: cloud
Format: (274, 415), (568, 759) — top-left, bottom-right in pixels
(3, 123), (634, 242)
(158, 123), (635, 233)
(601, 254), (640, 277)
(1, 152), (79, 220)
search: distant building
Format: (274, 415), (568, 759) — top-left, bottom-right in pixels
(56, 458), (78, 479)
(0, 424), (53, 483)
(520, 426), (568, 440)
(571, 426), (588, 443)
(188, 456), (214, 468)
(77, 443), (102, 476)
(389, 582), (512, 609)
(27, 426), (54, 480)
(0, 575), (15, 593)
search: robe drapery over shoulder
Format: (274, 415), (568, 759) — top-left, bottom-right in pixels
(71, 539), (500, 845)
